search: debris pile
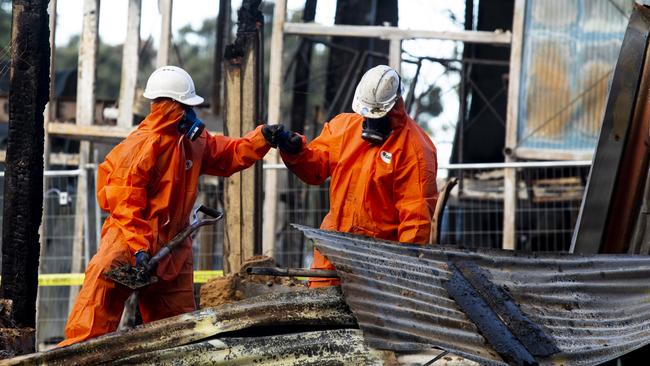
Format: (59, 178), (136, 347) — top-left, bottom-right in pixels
(3, 287), (361, 365)
(0, 300), (35, 359)
(200, 256), (304, 308)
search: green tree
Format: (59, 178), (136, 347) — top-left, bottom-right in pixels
(1, 0), (12, 63)
(55, 34), (156, 101)
(173, 18), (217, 101)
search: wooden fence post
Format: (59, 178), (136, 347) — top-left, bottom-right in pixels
(503, 0), (526, 250)
(262, 0), (287, 258)
(222, 0), (264, 274)
(117, 0), (141, 129)
(70, 0), (99, 314)
(157, 0), (172, 67)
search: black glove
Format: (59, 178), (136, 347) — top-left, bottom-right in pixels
(135, 250), (151, 268)
(262, 124), (285, 147)
(278, 131), (303, 155)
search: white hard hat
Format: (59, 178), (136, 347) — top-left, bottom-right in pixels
(143, 65), (204, 106)
(352, 65), (401, 119)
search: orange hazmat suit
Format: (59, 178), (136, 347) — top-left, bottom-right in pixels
(281, 99), (438, 287)
(59, 99), (270, 346)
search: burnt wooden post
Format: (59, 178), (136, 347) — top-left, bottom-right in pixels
(223, 0), (264, 274)
(2, 0), (50, 330)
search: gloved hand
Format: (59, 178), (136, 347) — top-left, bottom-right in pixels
(278, 131), (303, 155)
(135, 250), (151, 268)
(262, 124), (285, 147)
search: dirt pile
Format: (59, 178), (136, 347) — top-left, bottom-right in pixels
(200, 256), (305, 308)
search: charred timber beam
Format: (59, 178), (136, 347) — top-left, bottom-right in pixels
(444, 263), (537, 366)
(1, 0), (50, 331)
(211, 0), (230, 116)
(450, 260), (560, 358)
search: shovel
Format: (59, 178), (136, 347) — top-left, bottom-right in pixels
(103, 205), (223, 329)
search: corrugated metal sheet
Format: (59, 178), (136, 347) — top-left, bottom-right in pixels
(518, 0), (632, 153)
(110, 329), (394, 366)
(2, 287), (357, 366)
(298, 225), (650, 366)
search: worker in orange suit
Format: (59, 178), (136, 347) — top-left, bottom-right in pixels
(59, 66), (284, 346)
(276, 65), (439, 288)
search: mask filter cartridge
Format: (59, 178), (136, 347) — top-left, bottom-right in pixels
(361, 116), (392, 144)
(179, 108), (205, 141)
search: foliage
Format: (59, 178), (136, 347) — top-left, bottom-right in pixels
(172, 17), (218, 101)
(412, 84), (443, 136)
(0, 0), (12, 62)
(54, 34), (156, 101)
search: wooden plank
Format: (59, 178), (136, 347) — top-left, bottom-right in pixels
(1, 151), (79, 166)
(117, 0), (141, 129)
(48, 122), (132, 141)
(284, 22), (512, 44)
(515, 147), (593, 161)
(157, 0), (172, 67)
(224, 64), (242, 274)
(388, 37), (401, 73)
(502, 0), (526, 251)
(241, 39), (259, 262)
(70, 0), (99, 313)
(262, 0), (287, 258)
(48, 122), (222, 142)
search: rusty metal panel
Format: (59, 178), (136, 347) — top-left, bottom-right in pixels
(572, 4), (650, 254)
(298, 225), (650, 366)
(517, 0), (632, 154)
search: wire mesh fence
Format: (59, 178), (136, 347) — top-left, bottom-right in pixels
(273, 161), (590, 268)
(0, 161), (590, 345)
(440, 162), (589, 252)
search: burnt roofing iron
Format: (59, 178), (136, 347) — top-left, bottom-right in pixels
(2, 287), (357, 366)
(111, 329), (395, 365)
(296, 225), (650, 366)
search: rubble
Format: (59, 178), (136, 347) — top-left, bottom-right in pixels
(0, 300), (35, 359)
(2, 287), (355, 366)
(199, 256), (304, 308)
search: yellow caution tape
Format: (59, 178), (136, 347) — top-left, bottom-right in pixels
(193, 270), (224, 283)
(39, 273), (86, 286)
(14, 271), (225, 287)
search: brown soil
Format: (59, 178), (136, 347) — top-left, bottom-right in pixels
(199, 256), (305, 308)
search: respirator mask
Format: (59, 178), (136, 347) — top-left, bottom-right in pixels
(178, 108), (205, 141)
(362, 115), (392, 145)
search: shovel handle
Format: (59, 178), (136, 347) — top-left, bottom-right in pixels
(146, 206), (223, 269)
(198, 205), (222, 219)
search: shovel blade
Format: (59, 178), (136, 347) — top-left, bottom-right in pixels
(103, 265), (158, 290)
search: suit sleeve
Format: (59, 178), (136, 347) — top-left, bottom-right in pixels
(96, 139), (157, 255)
(280, 122), (338, 185)
(394, 146), (438, 244)
(201, 125), (271, 176)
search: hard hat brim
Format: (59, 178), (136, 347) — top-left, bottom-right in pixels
(352, 98), (395, 119)
(181, 95), (204, 106)
(142, 91), (205, 106)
